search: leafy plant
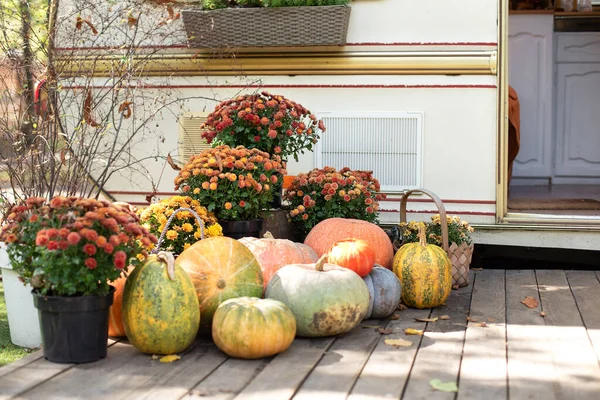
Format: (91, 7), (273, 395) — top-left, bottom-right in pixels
(284, 166), (386, 235)
(399, 214), (474, 247)
(173, 145), (286, 221)
(201, 91), (325, 162)
(0, 197), (156, 296)
(138, 195), (223, 255)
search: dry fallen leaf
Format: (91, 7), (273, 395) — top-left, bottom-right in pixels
(385, 338), (412, 347)
(452, 284), (460, 290)
(159, 354), (181, 363)
(477, 322), (488, 327)
(389, 313), (400, 320)
(466, 316), (478, 322)
(521, 296), (539, 309)
(166, 153), (181, 171)
(397, 304), (408, 311)
(487, 317), (496, 322)
(151, 354), (160, 360)
(83, 90), (100, 127)
(540, 311), (546, 317)
(414, 317), (438, 323)
(439, 315), (450, 320)
(378, 328), (393, 335)
(404, 328), (423, 335)
(430, 379), (458, 392)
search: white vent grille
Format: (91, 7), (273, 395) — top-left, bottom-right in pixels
(315, 112), (424, 192)
(178, 112), (212, 163)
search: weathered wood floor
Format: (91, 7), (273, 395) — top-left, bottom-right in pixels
(2, 269), (600, 400)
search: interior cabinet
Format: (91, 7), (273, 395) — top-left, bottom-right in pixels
(554, 33), (600, 180)
(508, 15), (554, 182)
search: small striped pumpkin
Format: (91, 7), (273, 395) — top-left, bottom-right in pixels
(212, 297), (296, 359)
(392, 223), (452, 308)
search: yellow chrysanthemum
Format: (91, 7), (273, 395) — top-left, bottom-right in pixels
(166, 230), (178, 240)
(158, 215), (168, 225)
(193, 229), (204, 240)
(182, 223), (194, 233)
(206, 224), (223, 237)
(183, 242), (191, 251)
(136, 253), (146, 262)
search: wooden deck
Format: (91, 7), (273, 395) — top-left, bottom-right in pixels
(2, 269), (600, 400)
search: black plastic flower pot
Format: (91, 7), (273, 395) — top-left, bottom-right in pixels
(32, 287), (114, 364)
(219, 219), (264, 239)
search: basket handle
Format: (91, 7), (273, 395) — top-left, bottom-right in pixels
(152, 207), (205, 255)
(399, 189), (449, 252)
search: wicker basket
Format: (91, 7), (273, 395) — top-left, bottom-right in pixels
(181, 5), (351, 48)
(398, 189), (473, 289)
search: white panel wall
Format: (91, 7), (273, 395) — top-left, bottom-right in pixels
(56, 0), (498, 49)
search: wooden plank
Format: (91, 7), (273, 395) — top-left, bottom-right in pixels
(185, 357), (269, 400)
(347, 308), (432, 400)
(457, 269), (506, 400)
(0, 350), (44, 379)
(233, 337), (335, 400)
(0, 339), (119, 400)
(565, 271), (600, 367)
(401, 274), (475, 400)
(505, 269), (557, 400)
(122, 341), (228, 400)
(536, 269), (600, 400)
(292, 319), (389, 400)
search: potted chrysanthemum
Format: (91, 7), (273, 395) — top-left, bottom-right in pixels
(0, 196), (156, 363)
(173, 145), (286, 238)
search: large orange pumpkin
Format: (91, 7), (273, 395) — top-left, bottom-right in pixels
(304, 218), (394, 269)
(176, 236), (264, 330)
(108, 266), (134, 338)
(238, 235), (318, 290)
(327, 239), (375, 277)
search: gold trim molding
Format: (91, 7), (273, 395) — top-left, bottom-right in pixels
(57, 50), (498, 77)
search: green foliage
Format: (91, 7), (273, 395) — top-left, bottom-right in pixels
(284, 167), (386, 235)
(202, 0), (349, 8)
(0, 0), (48, 56)
(399, 215), (474, 247)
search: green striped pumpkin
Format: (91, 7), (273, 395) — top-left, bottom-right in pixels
(392, 223), (452, 308)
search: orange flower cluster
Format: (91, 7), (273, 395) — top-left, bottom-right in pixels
(174, 145), (286, 221)
(200, 91), (325, 162)
(284, 166), (386, 235)
(0, 197), (156, 296)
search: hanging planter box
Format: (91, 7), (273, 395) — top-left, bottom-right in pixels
(181, 5), (351, 48)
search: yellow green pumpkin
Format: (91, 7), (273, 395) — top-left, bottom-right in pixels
(122, 252), (200, 355)
(176, 236), (264, 330)
(392, 223), (452, 308)
(212, 297), (296, 359)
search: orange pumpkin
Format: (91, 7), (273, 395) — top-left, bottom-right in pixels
(304, 218), (394, 269)
(327, 239), (375, 277)
(176, 236), (264, 330)
(238, 235), (318, 290)
(108, 266), (133, 338)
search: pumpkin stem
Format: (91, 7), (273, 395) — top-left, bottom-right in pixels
(315, 254), (329, 272)
(417, 222), (428, 247)
(157, 251), (176, 280)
